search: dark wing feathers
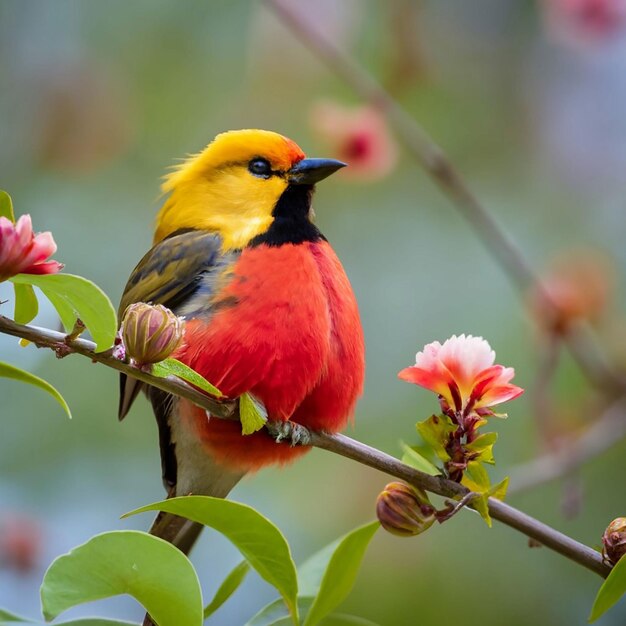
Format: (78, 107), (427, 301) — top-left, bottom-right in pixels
(118, 229), (224, 318)
(118, 229), (230, 421)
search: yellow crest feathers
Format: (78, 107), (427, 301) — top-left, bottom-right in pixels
(154, 129), (306, 250)
(161, 129), (305, 194)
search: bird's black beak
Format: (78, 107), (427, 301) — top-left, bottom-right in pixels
(287, 158), (347, 185)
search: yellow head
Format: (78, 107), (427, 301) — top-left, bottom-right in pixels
(155, 129), (344, 250)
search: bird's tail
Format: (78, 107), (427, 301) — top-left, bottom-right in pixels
(142, 460), (244, 626)
(147, 504), (204, 555)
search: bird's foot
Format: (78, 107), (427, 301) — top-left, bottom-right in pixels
(266, 420), (312, 446)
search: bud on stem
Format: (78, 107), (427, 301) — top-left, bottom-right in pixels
(376, 481), (436, 537)
(121, 303), (184, 367)
(602, 517), (626, 566)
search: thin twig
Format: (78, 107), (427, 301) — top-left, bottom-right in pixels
(0, 316), (236, 419)
(0, 316), (610, 579)
(509, 394), (626, 494)
(263, 0), (625, 393)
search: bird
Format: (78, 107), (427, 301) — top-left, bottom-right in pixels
(118, 129), (365, 555)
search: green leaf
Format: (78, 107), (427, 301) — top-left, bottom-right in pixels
(246, 599), (380, 626)
(0, 190), (15, 222)
(38, 285), (76, 331)
(488, 476), (509, 501)
(465, 432), (498, 465)
(460, 471), (507, 528)
(416, 414), (456, 462)
(399, 441), (440, 476)
(240, 392), (268, 435)
(299, 544), (338, 599)
(124, 497), (298, 623)
(0, 618), (138, 626)
(470, 493), (491, 527)
(152, 358), (222, 397)
(13, 283), (38, 325)
(204, 560), (251, 619)
(54, 617), (139, 626)
(464, 461), (491, 492)
(0, 360), (71, 418)
(303, 521), (379, 626)
(590, 554), (626, 621)
(321, 616), (381, 626)
(12, 273), (117, 352)
(0, 608), (33, 622)
(246, 597), (314, 626)
(40, 530), (202, 626)
(461, 462), (492, 527)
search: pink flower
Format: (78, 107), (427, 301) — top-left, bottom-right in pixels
(309, 100), (398, 181)
(0, 513), (42, 574)
(541, 0), (626, 45)
(529, 248), (613, 334)
(398, 335), (523, 417)
(0, 214), (63, 282)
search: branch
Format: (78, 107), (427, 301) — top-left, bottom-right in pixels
(509, 394), (626, 494)
(0, 315), (236, 420)
(0, 316), (610, 579)
(308, 432), (608, 578)
(263, 0), (626, 394)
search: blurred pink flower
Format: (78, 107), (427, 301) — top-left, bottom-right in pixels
(541, 0), (626, 45)
(310, 100), (398, 181)
(398, 334), (524, 417)
(0, 514), (42, 574)
(530, 249), (613, 334)
(0, 214), (63, 282)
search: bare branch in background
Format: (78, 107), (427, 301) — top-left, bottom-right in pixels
(263, 0), (626, 395)
(509, 394), (626, 495)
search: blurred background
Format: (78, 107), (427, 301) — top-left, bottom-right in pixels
(2, 0), (626, 624)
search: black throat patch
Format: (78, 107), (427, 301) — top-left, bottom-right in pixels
(248, 184), (326, 247)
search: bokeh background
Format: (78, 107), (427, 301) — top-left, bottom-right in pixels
(2, 1), (626, 624)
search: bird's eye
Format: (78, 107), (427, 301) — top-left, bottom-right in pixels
(248, 158), (272, 178)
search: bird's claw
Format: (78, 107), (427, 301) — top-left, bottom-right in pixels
(266, 420), (312, 447)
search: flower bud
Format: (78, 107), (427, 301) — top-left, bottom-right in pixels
(376, 481), (436, 537)
(122, 303), (184, 366)
(602, 517), (626, 566)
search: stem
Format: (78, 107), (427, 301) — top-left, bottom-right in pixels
(263, 0), (626, 394)
(0, 315), (236, 419)
(0, 316), (610, 579)
(310, 432), (609, 578)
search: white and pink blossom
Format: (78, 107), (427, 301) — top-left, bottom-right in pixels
(398, 334), (523, 417)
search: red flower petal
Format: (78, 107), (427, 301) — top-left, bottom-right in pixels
(480, 384), (525, 407)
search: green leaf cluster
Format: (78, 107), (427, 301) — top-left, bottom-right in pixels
(411, 413), (508, 527)
(17, 496), (379, 626)
(0, 190), (118, 417)
(0, 190), (118, 352)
